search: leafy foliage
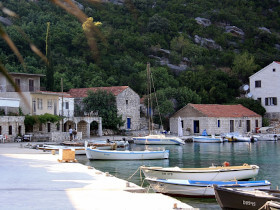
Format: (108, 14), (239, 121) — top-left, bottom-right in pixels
(83, 90), (124, 129)
(24, 113), (61, 126)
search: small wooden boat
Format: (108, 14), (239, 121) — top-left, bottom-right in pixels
(85, 148), (169, 160)
(133, 134), (185, 145)
(146, 178), (271, 198)
(193, 135), (224, 143)
(37, 145), (86, 155)
(214, 185), (280, 209)
(141, 164), (259, 181)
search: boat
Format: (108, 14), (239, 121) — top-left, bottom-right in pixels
(253, 134), (278, 141)
(193, 130), (224, 143)
(132, 63), (185, 146)
(146, 178), (271, 198)
(85, 148), (169, 160)
(214, 185), (280, 209)
(37, 144), (86, 155)
(133, 134), (185, 145)
(140, 164), (259, 181)
(224, 132), (255, 142)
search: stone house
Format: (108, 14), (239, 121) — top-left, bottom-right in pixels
(170, 103), (262, 136)
(249, 61), (280, 120)
(68, 86), (140, 130)
(0, 72), (102, 141)
(0, 97), (25, 141)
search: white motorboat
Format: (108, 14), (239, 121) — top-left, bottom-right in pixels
(133, 134), (185, 145)
(193, 135), (224, 143)
(146, 178), (271, 198)
(85, 148), (169, 160)
(253, 134), (278, 141)
(141, 164), (259, 181)
(224, 132), (255, 142)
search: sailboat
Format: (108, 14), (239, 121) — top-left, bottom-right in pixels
(133, 63), (185, 145)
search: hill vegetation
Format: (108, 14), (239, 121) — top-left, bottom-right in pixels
(0, 0), (279, 120)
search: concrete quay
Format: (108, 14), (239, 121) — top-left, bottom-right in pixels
(0, 142), (194, 210)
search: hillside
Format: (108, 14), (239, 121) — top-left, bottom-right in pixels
(0, 0), (279, 109)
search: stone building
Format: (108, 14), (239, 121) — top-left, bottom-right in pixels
(170, 103), (262, 136)
(68, 86), (140, 130)
(0, 72), (102, 141)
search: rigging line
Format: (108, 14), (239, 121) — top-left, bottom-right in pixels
(150, 68), (163, 130)
(127, 166), (140, 181)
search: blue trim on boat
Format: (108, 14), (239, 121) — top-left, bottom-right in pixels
(148, 178), (270, 187)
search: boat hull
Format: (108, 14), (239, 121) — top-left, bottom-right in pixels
(133, 135), (185, 145)
(214, 185), (280, 209)
(141, 165), (259, 181)
(146, 178), (270, 198)
(85, 148), (169, 160)
(193, 136), (223, 143)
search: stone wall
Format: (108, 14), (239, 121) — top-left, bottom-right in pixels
(0, 116), (25, 142)
(116, 87), (140, 130)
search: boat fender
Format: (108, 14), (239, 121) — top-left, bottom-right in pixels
(223, 161), (230, 167)
(243, 163), (249, 166)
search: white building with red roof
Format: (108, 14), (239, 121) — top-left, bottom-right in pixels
(68, 86), (140, 131)
(249, 61), (280, 119)
(170, 103), (261, 136)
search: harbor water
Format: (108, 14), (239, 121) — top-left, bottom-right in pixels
(76, 141), (280, 209)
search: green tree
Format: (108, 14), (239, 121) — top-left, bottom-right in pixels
(83, 90), (124, 130)
(231, 98), (266, 116)
(232, 52), (260, 83)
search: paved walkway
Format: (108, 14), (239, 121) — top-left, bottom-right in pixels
(0, 142), (194, 210)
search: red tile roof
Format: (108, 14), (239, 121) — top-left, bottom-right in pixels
(189, 103), (260, 118)
(274, 61), (280, 65)
(68, 86), (129, 98)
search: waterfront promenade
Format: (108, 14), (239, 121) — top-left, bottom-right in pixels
(0, 142), (193, 210)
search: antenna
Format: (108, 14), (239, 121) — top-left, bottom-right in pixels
(246, 92), (253, 98)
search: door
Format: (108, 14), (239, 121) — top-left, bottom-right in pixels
(193, 120), (199, 133)
(127, 118), (131, 129)
(230, 120), (234, 132)
(246, 120), (251, 132)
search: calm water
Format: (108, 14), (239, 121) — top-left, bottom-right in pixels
(76, 141), (280, 209)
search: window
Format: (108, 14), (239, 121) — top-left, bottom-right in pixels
(65, 102), (69, 109)
(257, 98), (261, 103)
(265, 97), (277, 106)
(273, 68), (276, 72)
(9, 125), (12, 135)
(217, 120), (220, 128)
(29, 79), (34, 92)
(47, 123), (51, 132)
(126, 100), (128, 105)
(47, 100), (52, 109)
(0, 126), (2, 135)
(15, 79), (20, 90)
(256, 120), (259, 128)
(239, 120), (242, 127)
(255, 80), (261, 88)
(181, 120), (184, 128)
(37, 98), (43, 110)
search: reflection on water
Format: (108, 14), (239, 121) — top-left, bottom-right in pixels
(77, 141), (280, 209)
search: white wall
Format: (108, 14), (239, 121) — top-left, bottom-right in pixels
(249, 61), (280, 114)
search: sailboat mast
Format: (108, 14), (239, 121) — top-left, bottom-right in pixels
(147, 62), (153, 135)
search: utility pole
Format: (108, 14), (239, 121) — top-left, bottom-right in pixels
(61, 78), (64, 133)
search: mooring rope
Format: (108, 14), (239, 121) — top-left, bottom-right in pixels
(127, 166), (141, 181)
